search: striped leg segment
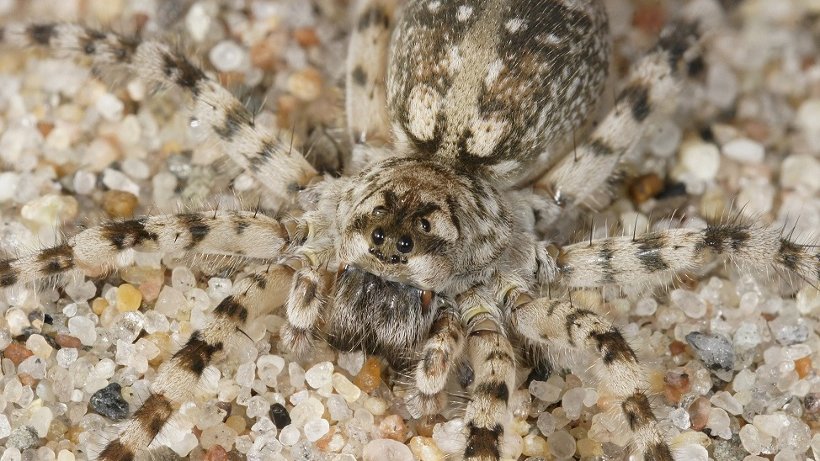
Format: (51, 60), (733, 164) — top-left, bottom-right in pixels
(98, 265), (292, 461)
(512, 298), (672, 460)
(525, 23), (700, 231)
(280, 266), (328, 357)
(554, 223), (820, 289)
(346, 0), (400, 171)
(462, 320), (516, 461)
(0, 211), (289, 288)
(4, 23), (317, 200)
(405, 307), (465, 417)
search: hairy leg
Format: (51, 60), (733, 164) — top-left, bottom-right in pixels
(521, 22), (701, 232)
(405, 306), (465, 418)
(0, 211), (289, 287)
(346, 0), (401, 172)
(5, 23), (317, 201)
(552, 222), (819, 289)
(512, 297), (673, 460)
(98, 264), (293, 461)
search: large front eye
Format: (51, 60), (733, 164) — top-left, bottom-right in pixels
(419, 218), (431, 232)
(397, 235), (414, 253)
(371, 227), (385, 245)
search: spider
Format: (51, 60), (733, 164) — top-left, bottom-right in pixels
(0, 0), (817, 460)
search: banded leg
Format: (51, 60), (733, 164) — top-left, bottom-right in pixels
(280, 265), (328, 357)
(98, 264), (293, 461)
(346, 0), (401, 171)
(5, 24), (317, 201)
(462, 316), (516, 461)
(525, 23), (701, 231)
(553, 222), (820, 289)
(0, 211), (288, 288)
(405, 307), (465, 418)
(512, 298), (672, 460)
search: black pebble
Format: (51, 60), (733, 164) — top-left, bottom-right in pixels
(269, 402), (291, 429)
(89, 382), (130, 420)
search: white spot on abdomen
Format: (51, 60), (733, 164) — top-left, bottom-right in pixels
(457, 5), (473, 21)
(485, 59), (504, 87)
(407, 85), (442, 141)
(467, 116), (508, 157)
(505, 18), (525, 33)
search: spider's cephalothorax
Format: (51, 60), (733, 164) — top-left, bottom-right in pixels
(2, 1), (818, 460)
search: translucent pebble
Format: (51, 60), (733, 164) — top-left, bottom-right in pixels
(5, 308), (30, 337)
(154, 285), (187, 316)
(796, 99), (820, 149)
(722, 137), (764, 163)
(327, 395), (352, 422)
(25, 334), (52, 359)
(21, 194), (78, 226)
(171, 267), (197, 291)
(28, 406), (53, 437)
(529, 380), (562, 404)
(200, 423), (238, 450)
(305, 361), (334, 389)
(0, 448), (20, 461)
(686, 331), (734, 373)
(289, 362), (305, 389)
(408, 436), (445, 461)
(676, 443), (709, 461)
(185, 3), (211, 41)
(669, 407), (690, 429)
(739, 292), (759, 314)
(6, 426), (39, 450)
(363, 438), (414, 461)
(537, 412), (556, 436)
(278, 424), (301, 446)
(18, 356), (46, 379)
(257, 355), (285, 386)
(779, 415), (811, 453)
(304, 418), (329, 442)
(753, 413), (788, 438)
(246, 395), (270, 419)
(337, 351), (365, 375)
(364, 396), (388, 416)
(56, 450), (74, 461)
(56, 348), (78, 368)
(549, 430), (576, 459)
(122, 158), (149, 180)
(65, 279), (97, 302)
(0, 172), (20, 202)
(782, 153), (820, 193)
(649, 119), (682, 157)
(561, 388), (586, 421)
(634, 298), (657, 316)
(235, 362), (256, 388)
(734, 322), (761, 351)
(672, 289), (707, 318)
(769, 316), (810, 346)
(332, 372), (361, 403)
(95, 92), (124, 121)
(706, 408), (731, 439)
(522, 433), (549, 457)
(143, 311), (170, 334)
(710, 391), (743, 415)
(209, 40), (247, 72)
(67, 316), (97, 346)
(782, 344), (811, 360)
(680, 140), (720, 181)
(289, 397), (324, 427)
(102, 168), (140, 197)
(0, 414), (11, 438)
(740, 424), (768, 455)
(432, 419), (466, 454)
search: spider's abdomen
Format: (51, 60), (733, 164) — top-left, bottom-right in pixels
(387, 0), (609, 181)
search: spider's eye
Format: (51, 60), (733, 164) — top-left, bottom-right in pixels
(371, 227), (385, 245)
(419, 218), (431, 233)
(373, 206), (387, 216)
(397, 235), (414, 253)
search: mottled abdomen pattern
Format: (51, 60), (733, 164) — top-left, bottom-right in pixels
(387, 0), (609, 180)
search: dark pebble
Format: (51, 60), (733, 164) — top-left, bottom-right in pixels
(685, 331), (734, 372)
(269, 402), (291, 429)
(90, 382), (130, 420)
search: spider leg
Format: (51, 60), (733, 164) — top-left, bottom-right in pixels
(97, 264), (293, 461)
(405, 306), (465, 418)
(346, 0), (401, 172)
(553, 223), (819, 289)
(280, 265), (329, 357)
(5, 23), (317, 201)
(512, 297), (673, 460)
(0, 211), (289, 288)
(521, 22), (701, 232)
(457, 290), (517, 461)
